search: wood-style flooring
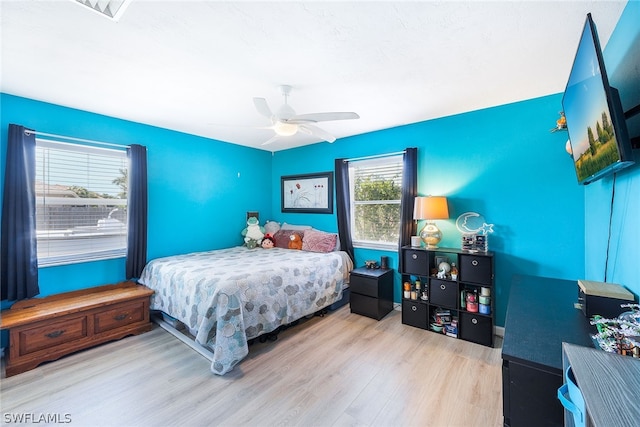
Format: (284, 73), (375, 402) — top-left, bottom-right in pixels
(0, 306), (503, 426)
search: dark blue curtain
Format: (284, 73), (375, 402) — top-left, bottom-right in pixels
(398, 148), (418, 274)
(125, 144), (148, 280)
(334, 158), (354, 263)
(1, 124), (39, 301)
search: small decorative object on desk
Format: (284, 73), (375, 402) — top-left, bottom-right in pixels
(456, 212), (493, 252)
(590, 303), (640, 357)
(364, 260), (379, 269)
(380, 256), (389, 269)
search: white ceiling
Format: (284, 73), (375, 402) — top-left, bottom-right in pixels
(1, 1), (628, 152)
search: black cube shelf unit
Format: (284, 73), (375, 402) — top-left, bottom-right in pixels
(400, 246), (495, 347)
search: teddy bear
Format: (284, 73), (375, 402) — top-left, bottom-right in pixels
(288, 233), (303, 250)
(264, 220), (280, 236)
(241, 217), (265, 249)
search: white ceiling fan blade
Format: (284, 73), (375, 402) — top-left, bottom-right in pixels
(290, 112), (360, 123)
(261, 134), (281, 146)
(299, 124), (336, 143)
(253, 97), (274, 120)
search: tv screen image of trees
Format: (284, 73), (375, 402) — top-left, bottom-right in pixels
(573, 109), (621, 182)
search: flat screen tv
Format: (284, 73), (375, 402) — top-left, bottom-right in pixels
(562, 13), (635, 185)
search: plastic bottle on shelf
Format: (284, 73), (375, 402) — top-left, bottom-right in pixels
(403, 282), (411, 299)
(450, 263), (458, 280)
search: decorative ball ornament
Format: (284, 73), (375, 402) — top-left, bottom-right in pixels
(438, 262), (451, 274)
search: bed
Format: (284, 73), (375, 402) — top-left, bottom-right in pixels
(138, 246), (353, 375)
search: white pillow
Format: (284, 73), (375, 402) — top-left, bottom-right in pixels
(281, 222), (312, 231)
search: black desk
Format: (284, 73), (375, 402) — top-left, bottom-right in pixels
(502, 275), (595, 427)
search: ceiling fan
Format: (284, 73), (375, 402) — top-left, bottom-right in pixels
(253, 85), (360, 146)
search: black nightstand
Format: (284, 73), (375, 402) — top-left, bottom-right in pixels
(349, 267), (394, 320)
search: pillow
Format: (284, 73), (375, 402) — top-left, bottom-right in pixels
(273, 229), (304, 248)
(281, 222), (312, 231)
(302, 229), (338, 253)
(312, 228), (340, 251)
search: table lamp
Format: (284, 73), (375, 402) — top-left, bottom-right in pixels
(414, 196), (449, 249)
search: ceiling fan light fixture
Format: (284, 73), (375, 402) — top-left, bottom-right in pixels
(274, 121), (298, 136)
(70, 0), (132, 21)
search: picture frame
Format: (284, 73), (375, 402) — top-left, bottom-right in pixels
(281, 172), (333, 214)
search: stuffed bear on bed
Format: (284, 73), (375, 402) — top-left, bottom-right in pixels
(288, 233), (303, 250)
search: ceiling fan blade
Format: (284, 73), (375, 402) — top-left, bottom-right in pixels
(299, 124), (336, 143)
(261, 134), (280, 146)
(290, 112), (360, 123)
(253, 97), (273, 120)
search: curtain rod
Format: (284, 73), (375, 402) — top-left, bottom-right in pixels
(24, 130), (129, 150)
(343, 150), (406, 163)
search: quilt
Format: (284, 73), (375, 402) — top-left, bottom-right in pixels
(138, 246), (352, 374)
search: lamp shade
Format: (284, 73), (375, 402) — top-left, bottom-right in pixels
(414, 196), (449, 220)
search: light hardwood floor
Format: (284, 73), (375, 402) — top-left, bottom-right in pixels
(0, 306), (503, 426)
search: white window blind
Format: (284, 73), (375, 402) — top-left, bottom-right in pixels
(349, 155), (403, 248)
(35, 139), (128, 266)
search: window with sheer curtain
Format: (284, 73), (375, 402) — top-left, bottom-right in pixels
(349, 154), (404, 249)
(35, 139), (128, 266)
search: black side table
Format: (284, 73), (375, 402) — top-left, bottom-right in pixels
(349, 267), (394, 320)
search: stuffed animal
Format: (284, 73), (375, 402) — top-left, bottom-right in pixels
(261, 234), (275, 249)
(241, 217), (265, 249)
(288, 233), (303, 250)
(264, 220), (280, 236)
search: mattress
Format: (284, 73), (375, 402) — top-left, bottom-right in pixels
(138, 246), (352, 374)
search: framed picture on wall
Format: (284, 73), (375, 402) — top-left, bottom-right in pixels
(281, 172), (333, 214)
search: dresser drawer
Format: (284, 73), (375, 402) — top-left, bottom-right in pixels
(94, 301), (146, 334)
(403, 249), (432, 276)
(459, 312), (493, 346)
(429, 279), (457, 308)
(402, 300), (428, 329)
(18, 316), (88, 355)
(351, 293), (392, 320)
(350, 274), (379, 298)
(460, 254), (493, 285)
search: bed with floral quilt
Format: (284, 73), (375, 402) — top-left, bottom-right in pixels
(138, 246), (353, 375)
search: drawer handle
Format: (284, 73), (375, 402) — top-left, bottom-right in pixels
(412, 254), (418, 260)
(472, 260), (479, 266)
(440, 284), (446, 290)
(114, 313), (129, 321)
(471, 318), (478, 325)
(45, 330), (65, 339)
(411, 305), (417, 312)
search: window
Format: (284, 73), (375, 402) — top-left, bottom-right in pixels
(35, 139), (128, 266)
(349, 155), (403, 249)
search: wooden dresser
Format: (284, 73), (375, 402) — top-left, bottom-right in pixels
(1, 281), (154, 377)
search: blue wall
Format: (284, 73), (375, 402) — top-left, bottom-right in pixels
(584, 0), (640, 298)
(2, 2), (637, 330)
(0, 94), (273, 298)
(272, 95), (585, 326)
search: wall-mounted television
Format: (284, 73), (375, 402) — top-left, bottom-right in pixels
(562, 13), (635, 185)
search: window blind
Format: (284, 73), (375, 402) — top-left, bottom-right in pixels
(349, 154), (403, 247)
(35, 139), (128, 266)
